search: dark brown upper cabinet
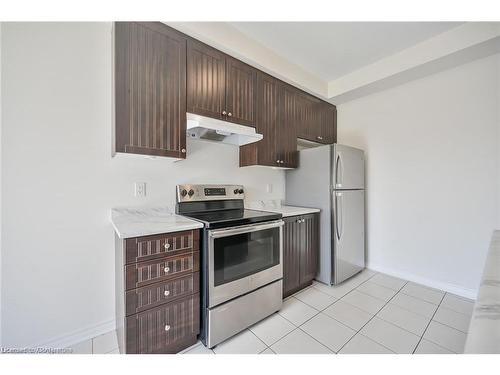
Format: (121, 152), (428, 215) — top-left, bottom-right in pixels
(187, 40), (257, 127)
(186, 39), (226, 120)
(278, 83), (299, 168)
(114, 22), (187, 159)
(240, 73), (297, 168)
(225, 57), (257, 127)
(295, 93), (336, 144)
(240, 73), (280, 167)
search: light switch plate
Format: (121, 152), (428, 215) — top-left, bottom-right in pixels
(266, 184), (273, 193)
(134, 182), (147, 198)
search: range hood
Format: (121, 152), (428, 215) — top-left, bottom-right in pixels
(186, 113), (263, 146)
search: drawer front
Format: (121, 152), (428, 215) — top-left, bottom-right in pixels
(126, 293), (200, 354)
(125, 252), (199, 290)
(125, 230), (199, 264)
(125, 272), (200, 316)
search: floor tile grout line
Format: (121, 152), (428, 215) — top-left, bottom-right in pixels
(335, 280), (409, 354)
(411, 291), (447, 354)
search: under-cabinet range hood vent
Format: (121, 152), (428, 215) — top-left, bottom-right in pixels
(186, 113), (263, 146)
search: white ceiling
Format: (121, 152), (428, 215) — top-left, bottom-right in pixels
(229, 22), (463, 81)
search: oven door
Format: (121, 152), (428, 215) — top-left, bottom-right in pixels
(208, 220), (283, 308)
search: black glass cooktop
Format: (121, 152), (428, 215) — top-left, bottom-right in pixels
(181, 209), (282, 229)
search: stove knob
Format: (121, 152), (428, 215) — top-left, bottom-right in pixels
(238, 189), (244, 194)
(180, 189), (187, 197)
(188, 189), (195, 197)
(234, 189), (239, 194)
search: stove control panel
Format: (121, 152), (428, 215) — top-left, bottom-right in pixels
(176, 184), (244, 202)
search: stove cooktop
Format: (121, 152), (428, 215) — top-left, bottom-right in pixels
(181, 209), (282, 229)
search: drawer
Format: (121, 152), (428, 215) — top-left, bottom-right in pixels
(125, 272), (200, 316)
(125, 252), (199, 290)
(126, 293), (200, 354)
(125, 230), (199, 265)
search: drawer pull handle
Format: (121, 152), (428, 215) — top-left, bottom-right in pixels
(164, 267), (170, 273)
(164, 324), (171, 332)
(164, 243), (170, 250)
(164, 290), (170, 297)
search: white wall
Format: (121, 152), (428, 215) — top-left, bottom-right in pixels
(0, 23), (285, 347)
(338, 53), (500, 298)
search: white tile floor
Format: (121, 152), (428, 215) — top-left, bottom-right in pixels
(182, 269), (474, 354)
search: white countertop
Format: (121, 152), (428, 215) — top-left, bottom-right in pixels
(110, 207), (203, 239)
(246, 200), (320, 217)
(464, 230), (500, 353)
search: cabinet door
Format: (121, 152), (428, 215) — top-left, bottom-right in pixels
(319, 102), (336, 144)
(126, 293), (199, 354)
(186, 39), (226, 120)
(225, 57), (257, 127)
(283, 216), (301, 298)
(295, 92), (320, 142)
(299, 214), (319, 285)
(115, 22), (187, 158)
(256, 73), (280, 166)
(279, 84), (299, 168)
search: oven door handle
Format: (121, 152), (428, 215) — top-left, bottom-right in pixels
(209, 220), (284, 238)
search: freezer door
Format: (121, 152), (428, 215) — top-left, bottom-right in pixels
(332, 189), (365, 284)
(333, 144), (365, 190)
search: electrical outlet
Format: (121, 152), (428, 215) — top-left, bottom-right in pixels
(134, 182), (147, 198)
(266, 184), (273, 193)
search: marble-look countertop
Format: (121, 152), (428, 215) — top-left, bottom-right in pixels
(464, 230), (500, 353)
(246, 200), (320, 217)
(111, 207), (203, 239)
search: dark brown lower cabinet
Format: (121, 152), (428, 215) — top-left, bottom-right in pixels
(116, 229), (200, 354)
(283, 213), (319, 298)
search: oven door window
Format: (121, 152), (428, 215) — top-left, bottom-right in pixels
(213, 227), (280, 287)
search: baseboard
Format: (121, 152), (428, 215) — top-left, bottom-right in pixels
(367, 263), (478, 300)
(33, 318), (116, 349)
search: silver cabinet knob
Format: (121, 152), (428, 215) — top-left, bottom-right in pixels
(181, 148), (186, 153)
(164, 324), (171, 332)
(164, 242), (170, 250)
(227, 112), (232, 117)
(276, 160), (280, 163)
(222, 110), (227, 115)
(164, 267), (170, 273)
(317, 136), (323, 140)
(281, 161), (284, 164)
(164, 290), (170, 297)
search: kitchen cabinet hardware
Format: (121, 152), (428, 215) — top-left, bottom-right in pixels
(222, 110), (227, 115)
(164, 267), (170, 273)
(164, 290), (170, 297)
(164, 242), (170, 250)
(164, 325), (171, 332)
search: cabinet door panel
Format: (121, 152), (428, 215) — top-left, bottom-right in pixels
(319, 102), (336, 144)
(115, 22), (186, 158)
(225, 57), (257, 127)
(279, 84), (298, 168)
(126, 293), (199, 354)
(283, 216), (301, 297)
(187, 39), (226, 119)
(299, 214), (319, 285)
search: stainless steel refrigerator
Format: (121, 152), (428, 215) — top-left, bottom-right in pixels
(286, 144), (365, 285)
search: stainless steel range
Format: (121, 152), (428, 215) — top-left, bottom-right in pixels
(176, 184), (284, 348)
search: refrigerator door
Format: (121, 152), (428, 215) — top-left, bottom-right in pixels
(332, 189), (365, 284)
(333, 144), (365, 190)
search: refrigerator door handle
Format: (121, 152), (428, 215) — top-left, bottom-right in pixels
(335, 153), (343, 188)
(335, 192), (342, 241)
